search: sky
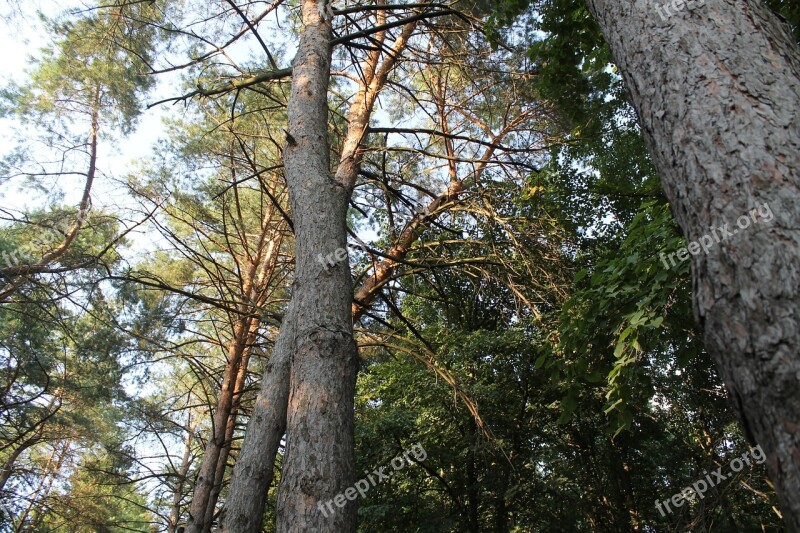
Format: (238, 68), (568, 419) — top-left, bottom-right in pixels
(0, 0), (295, 216)
(0, 1), (166, 216)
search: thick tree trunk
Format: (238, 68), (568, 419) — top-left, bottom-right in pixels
(225, 1), (359, 530)
(223, 14), (416, 532)
(273, 0), (359, 528)
(584, 0), (800, 527)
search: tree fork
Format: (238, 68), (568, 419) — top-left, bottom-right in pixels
(225, 0), (359, 530)
(225, 62), (515, 529)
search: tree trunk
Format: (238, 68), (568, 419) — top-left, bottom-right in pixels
(188, 317), (258, 533)
(223, 306), (294, 532)
(223, 13), (416, 532)
(169, 415), (197, 533)
(225, 1), (359, 530)
(203, 345), (254, 531)
(584, 0), (800, 527)
(273, 0), (359, 528)
(191, 212), (283, 533)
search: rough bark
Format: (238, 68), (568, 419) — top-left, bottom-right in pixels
(224, 173), (459, 530)
(224, 1), (358, 530)
(223, 13), (417, 533)
(584, 0), (800, 527)
(272, 0), (360, 528)
(223, 303), (294, 532)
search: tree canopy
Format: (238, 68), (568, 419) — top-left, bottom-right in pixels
(0, 0), (796, 531)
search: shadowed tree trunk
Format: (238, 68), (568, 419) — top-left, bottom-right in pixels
(221, 309), (294, 532)
(584, 0), (800, 527)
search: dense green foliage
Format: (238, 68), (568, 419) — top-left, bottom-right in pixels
(0, 0), (789, 531)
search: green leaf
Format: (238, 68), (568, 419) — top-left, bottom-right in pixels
(604, 398), (623, 414)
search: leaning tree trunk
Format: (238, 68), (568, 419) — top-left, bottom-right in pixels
(187, 317), (257, 533)
(584, 0), (800, 527)
(191, 206), (285, 532)
(222, 309), (294, 532)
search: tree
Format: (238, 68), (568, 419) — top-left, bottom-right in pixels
(222, 3), (417, 530)
(0, 3), (167, 530)
(3, 0), (796, 530)
(0, 0), (160, 300)
(128, 84), (293, 532)
(574, 0), (800, 527)
(223, 2), (366, 529)
(0, 267), (152, 532)
(494, 0), (800, 525)
(350, 176), (778, 531)
(222, 3), (557, 529)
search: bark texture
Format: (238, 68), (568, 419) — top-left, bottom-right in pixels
(584, 0), (800, 527)
(222, 311), (294, 532)
(273, 1), (359, 528)
(223, 14), (416, 533)
(225, 1), (359, 530)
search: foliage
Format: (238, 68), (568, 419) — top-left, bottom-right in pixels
(0, 0), (790, 531)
